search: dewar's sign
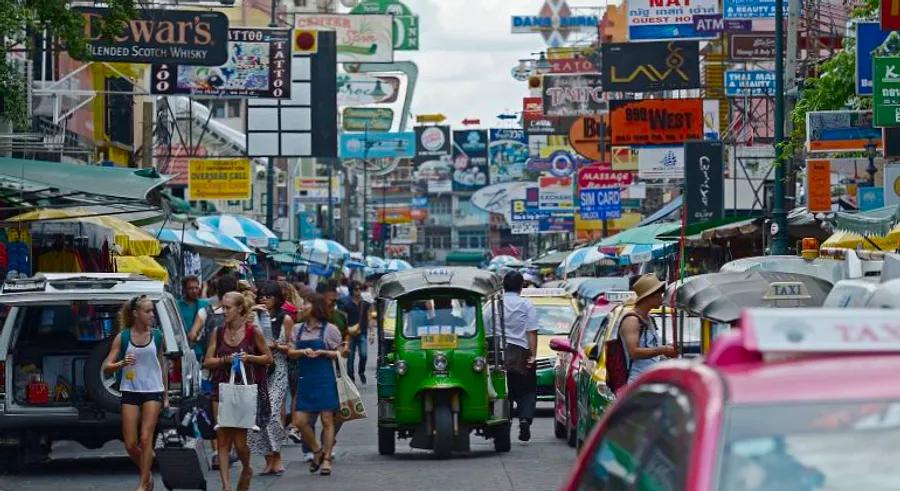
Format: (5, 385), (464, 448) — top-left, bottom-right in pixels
(74, 8), (229, 65)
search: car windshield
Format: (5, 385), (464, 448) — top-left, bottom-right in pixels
(581, 311), (609, 348)
(535, 304), (577, 335)
(652, 314), (702, 344)
(720, 401), (900, 491)
(401, 297), (477, 338)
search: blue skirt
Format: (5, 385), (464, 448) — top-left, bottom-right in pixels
(296, 370), (339, 412)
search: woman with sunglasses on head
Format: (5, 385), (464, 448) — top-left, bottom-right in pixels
(102, 296), (166, 491)
(204, 292), (273, 491)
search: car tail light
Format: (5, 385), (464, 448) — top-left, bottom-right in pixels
(168, 358), (182, 384)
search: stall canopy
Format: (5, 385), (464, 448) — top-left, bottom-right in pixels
(562, 246), (608, 275)
(0, 158), (171, 201)
(530, 249), (570, 267)
(446, 251), (487, 265)
(597, 222), (681, 247)
(197, 214), (278, 249)
(149, 227), (252, 256)
(115, 256), (169, 282)
(637, 195), (682, 227)
(7, 208), (161, 256)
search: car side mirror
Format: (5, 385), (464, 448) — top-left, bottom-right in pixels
(549, 337), (575, 353)
(585, 343), (602, 361)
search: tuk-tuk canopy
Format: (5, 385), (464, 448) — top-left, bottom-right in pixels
(375, 267), (503, 300)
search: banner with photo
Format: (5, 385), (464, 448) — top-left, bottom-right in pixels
(489, 128), (529, 183)
(151, 28), (291, 98)
(413, 126), (453, 194)
(452, 129), (489, 191)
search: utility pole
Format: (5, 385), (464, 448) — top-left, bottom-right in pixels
(265, 0), (278, 231)
(772, 0), (788, 255)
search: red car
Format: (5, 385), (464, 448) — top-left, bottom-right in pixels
(551, 291), (635, 448)
(561, 307), (900, 491)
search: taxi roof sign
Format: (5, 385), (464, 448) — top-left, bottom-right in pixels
(520, 287), (567, 297)
(423, 268), (453, 284)
(605, 290), (637, 303)
(742, 308), (900, 353)
(762, 281), (811, 301)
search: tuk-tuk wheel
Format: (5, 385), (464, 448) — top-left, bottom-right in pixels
(433, 403), (453, 459)
(378, 427), (395, 455)
(493, 424), (511, 453)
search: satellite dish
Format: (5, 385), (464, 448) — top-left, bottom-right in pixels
(340, 0), (359, 7)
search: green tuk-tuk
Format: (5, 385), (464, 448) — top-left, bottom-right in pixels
(374, 267), (511, 458)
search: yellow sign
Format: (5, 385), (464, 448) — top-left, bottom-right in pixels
(576, 211), (641, 232)
(416, 113), (446, 123)
(188, 158), (251, 200)
(421, 333), (458, 350)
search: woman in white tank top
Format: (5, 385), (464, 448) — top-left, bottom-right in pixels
(102, 296), (166, 491)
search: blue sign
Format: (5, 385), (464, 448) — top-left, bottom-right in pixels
(511, 199), (577, 223)
(723, 0), (788, 19)
(693, 14), (723, 34)
(411, 196), (428, 208)
(856, 22), (891, 96)
(339, 132), (416, 159)
(858, 186), (884, 212)
(724, 19), (753, 31)
(578, 189), (623, 219)
(725, 70), (776, 97)
(539, 214), (575, 233)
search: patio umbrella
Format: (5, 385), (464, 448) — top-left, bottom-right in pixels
(385, 259), (412, 272)
(488, 255), (524, 271)
(297, 238), (350, 265)
(562, 246), (607, 275)
(196, 214), (278, 249)
(149, 227), (252, 255)
(345, 252), (367, 269)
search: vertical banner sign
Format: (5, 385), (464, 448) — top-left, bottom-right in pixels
(873, 57), (900, 127)
(884, 0), (900, 30)
(413, 125), (452, 193)
(884, 164), (900, 206)
(488, 129), (529, 183)
(806, 159), (832, 213)
(684, 141), (725, 225)
(452, 130), (489, 191)
(188, 158), (251, 200)
(151, 28), (291, 98)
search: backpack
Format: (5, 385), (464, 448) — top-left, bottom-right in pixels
(604, 313), (646, 394)
(116, 328), (164, 385)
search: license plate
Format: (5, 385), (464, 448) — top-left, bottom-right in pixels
(421, 333), (458, 349)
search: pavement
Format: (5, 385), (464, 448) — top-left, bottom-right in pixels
(0, 358), (576, 491)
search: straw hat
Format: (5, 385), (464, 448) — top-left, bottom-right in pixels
(633, 274), (664, 303)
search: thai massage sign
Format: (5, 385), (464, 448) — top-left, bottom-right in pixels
(610, 99), (704, 145)
(541, 74), (607, 117)
(73, 8), (229, 65)
(188, 158), (251, 200)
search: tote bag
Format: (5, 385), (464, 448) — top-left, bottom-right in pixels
(216, 359), (259, 431)
(333, 358), (367, 423)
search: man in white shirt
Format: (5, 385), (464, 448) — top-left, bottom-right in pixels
(501, 271), (539, 442)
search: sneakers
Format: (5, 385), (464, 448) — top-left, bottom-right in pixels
(288, 428), (303, 444)
(359, 373), (367, 385)
(518, 421), (531, 442)
(302, 452), (314, 462)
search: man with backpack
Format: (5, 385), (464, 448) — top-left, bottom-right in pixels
(611, 274), (678, 391)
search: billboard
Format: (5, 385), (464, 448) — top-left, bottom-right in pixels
(452, 130), (489, 191)
(188, 158), (251, 200)
(856, 22), (891, 95)
(874, 57), (900, 127)
(723, 0), (788, 18)
(337, 73), (401, 106)
(610, 99), (704, 145)
(602, 41), (701, 92)
(577, 166), (634, 188)
(806, 111), (883, 152)
(414, 126), (452, 193)
(627, 0), (719, 41)
(151, 28), (291, 98)
(73, 8), (229, 65)
(637, 146), (685, 179)
(342, 107), (393, 132)
(725, 70), (776, 97)
(489, 128), (529, 183)
(684, 141), (725, 225)
(806, 159), (832, 212)
(539, 175), (575, 211)
(729, 34), (776, 60)
(579, 188), (622, 219)
(295, 14), (394, 63)
(541, 74), (607, 117)
(339, 132), (416, 159)
(569, 116), (607, 161)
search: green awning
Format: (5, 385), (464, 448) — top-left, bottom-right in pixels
(656, 216), (757, 241)
(597, 222), (681, 247)
(530, 249), (570, 266)
(0, 158), (171, 200)
(445, 251), (487, 265)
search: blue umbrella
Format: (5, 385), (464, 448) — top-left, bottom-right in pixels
(298, 239), (350, 265)
(385, 259), (412, 272)
(149, 227), (253, 254)
(196, 214), (278, 249)
(562, 246), (607, 276)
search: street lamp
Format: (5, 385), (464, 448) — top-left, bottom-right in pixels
(532, 51), (551, 74)
(865, 138), (879, 186)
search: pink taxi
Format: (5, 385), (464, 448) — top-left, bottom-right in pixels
(560, 308), (900, 491)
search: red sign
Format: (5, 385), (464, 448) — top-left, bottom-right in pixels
(577, 166), (633, 189)
(523, 97), (543, 122)
(884, 0), (900, 30)
(610, 99), (704, 145)
(551, 58), (598, 74)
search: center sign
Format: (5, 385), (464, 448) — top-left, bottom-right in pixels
(511, 0), (600, 48)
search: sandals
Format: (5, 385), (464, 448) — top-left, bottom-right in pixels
(320, 457), (332, 476)
(237, 467), (252, 491)
(308, 449), (325, 473)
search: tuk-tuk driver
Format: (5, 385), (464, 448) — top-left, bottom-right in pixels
(429, 297), (469, 334)
(501, 271), (539, 442)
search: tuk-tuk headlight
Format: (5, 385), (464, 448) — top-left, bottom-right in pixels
(472, 357), (486, 373)
(433, 353), (449, 373)
(395, 360), (408, 375)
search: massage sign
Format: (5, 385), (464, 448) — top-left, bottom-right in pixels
(610, 99), (704, 145)
(74, 8), (229, 65)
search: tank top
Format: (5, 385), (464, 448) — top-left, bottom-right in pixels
(620, 312), (661, 383)
(120, 334), (164, 393)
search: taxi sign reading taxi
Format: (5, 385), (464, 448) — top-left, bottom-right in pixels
(743, 308), (900, 352)
(762, 281), (812, 301)
(520, 288), (567, 297)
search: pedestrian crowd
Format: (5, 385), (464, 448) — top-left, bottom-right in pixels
(106, 270), (372, 491)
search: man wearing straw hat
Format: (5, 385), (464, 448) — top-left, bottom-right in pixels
(620, 274), (678, 384)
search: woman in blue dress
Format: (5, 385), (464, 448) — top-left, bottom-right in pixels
(284, 293), (341, 476)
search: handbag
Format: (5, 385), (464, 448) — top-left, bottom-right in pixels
(215, 359), (259, 431)
(333, 357), (367, 422)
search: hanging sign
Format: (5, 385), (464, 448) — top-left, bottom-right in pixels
(725, 70), (776, 97)
(723, 0), (788, 18)
(729, 34), (776, 60)
(806, 159), (832, 213)
(684, 141), (725, 225)
(873, 57), (900, 128)
(188, 158), (251, 200)
(579, 188), (622, 219)
(806, 110), (882, 152)
(523, 97), (544, 121)
(627, 0), (719, 41)
(541, 74), (607, 117)
(551, 58), (598, 74)
(610, 99), (704, 145)
(342, 107), (394, 131)
(489, 128), (529, 183)
(856, 22), (891, 96)
(350, 0), (420, 50)
(568, 116), (607, 161)
(637, 146), (685, 179)
(295, 14), (394, 62)
(339, 132), (415, 159)
(602, 41), (701, 92)
(452, 130), (490, 191)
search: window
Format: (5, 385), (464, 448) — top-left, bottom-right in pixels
(534, 304), (578, 335)
(426, 233), (450, 250)
(580, 311), (610, 348)
(429, 198), (452, 216)
(400, 296), (478, 338)
(209, 101), (226, 119)
(458, 230), (486, 249)
(577, 386), (693, 491)
(227, 100), (241, 118)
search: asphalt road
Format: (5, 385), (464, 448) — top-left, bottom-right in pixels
(0, 361), (576, 491)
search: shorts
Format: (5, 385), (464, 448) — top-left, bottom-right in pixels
(121, 391), (164, 406)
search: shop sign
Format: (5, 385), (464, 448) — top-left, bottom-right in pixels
(541, 74), (607, 117)
(538, 175), (575, 211)
(684, 141), (724, 225)
(884, 164), (900, 206)
(384, 244), (411, 258)
(342, 107), (394, 131)
(511, 222), (539, 234)
(350, 0), (419, 50)
(856, 22), (891, 96)
(73, 8), (229, 65)
(188, 158), (251, 200)
(568, 115), (607, 161)
(151, 28), (290, 98)
(539, 214), (575, 233)
(692, 14), (723, 35)
(339, 132), (415, 159)
(294, 176), (341, 204)
(377, 206), (413, 224)
(510, 0), (600, 48)
(295, 14), (394, 62)
(723, 0), (788, 18)
(523, 97), (544, 121)
(874, 57), (900, 127)
(637, 146), (685, 179)
(602, 41), (701, 92)
(551, 58), (598, 74)
(729, 34), (776, 60)
(884, 0), (900, 30)
(415, 125), (451, 157)
(578, 166), (633, 188)
(806, 159), (832, 213)
(337, 73), (400, 106)
(612, 146), (639, 171)
(806, 110), (882, 152)
(489, 128), (529, 183)
(628, 0), (719, 41)
(452, 130), (489, 191)
(725, 70), (776, 97)
(579, 188), (622, 219)
(610, 99), (704, 145)
(858, 187), (885, 212)
(511, 199), (550, 221)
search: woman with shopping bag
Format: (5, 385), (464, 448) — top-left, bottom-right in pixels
(204, 292), (273, 491)
(283, 294), (342, 476)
